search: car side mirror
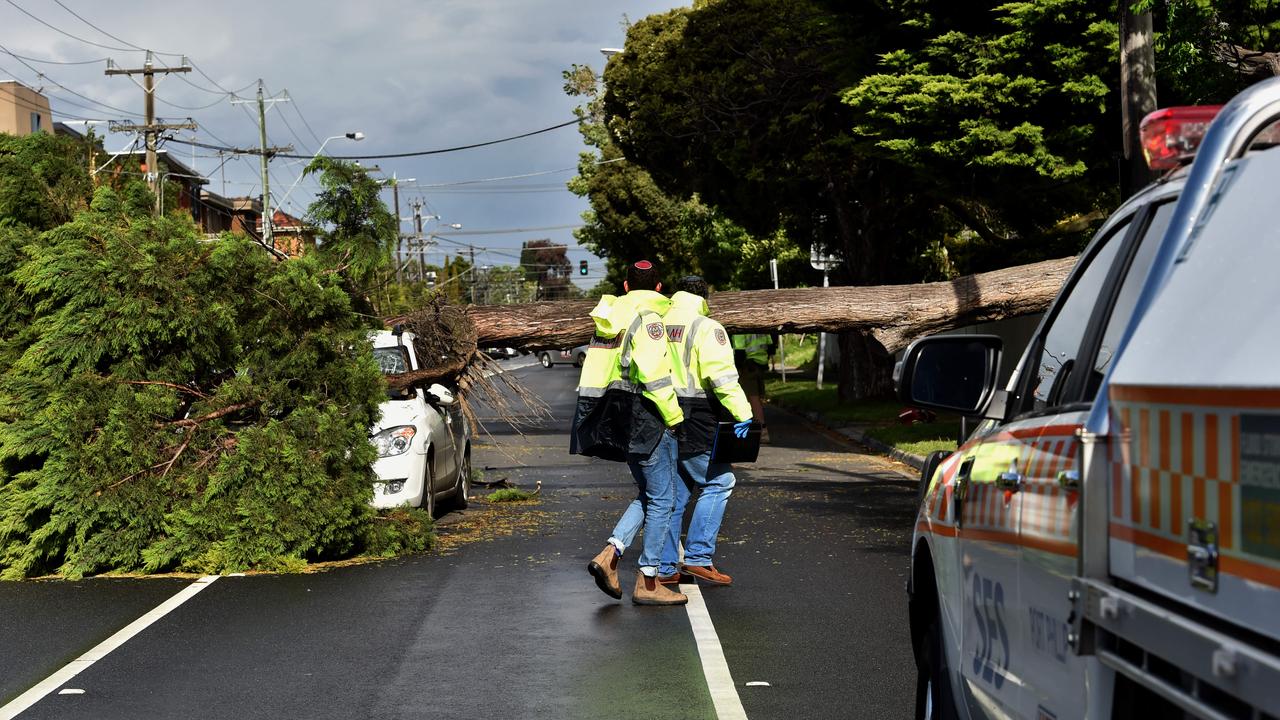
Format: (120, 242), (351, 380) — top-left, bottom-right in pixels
(425, 383), (456, 406)
(896, 334), (1003, 416)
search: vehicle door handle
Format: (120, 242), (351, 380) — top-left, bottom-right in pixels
(1057, 469), (1080, 489)
(996, 470), (1023, 492)
(954, 457), (974, 527)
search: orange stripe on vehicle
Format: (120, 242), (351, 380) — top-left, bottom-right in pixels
(1181, 413), (1194, 475)
(918, 520), (957, 538)
(1150, 467), (1162, 532)
(1111, 385), (1280, 408)
(1170, 473), (1183, 537)
(1131, 465), (1143, 525)
(963, 527), (1075, 557)
(1111, 523), (1280, 590)
(1158, 410), (1171, 470)
(1206, 414), (1220, 481)
(1232, 414), (1240, 484)
(1112, 463), (1123, 520)
(1139, 408), (1151, 468)
(1219, 482), (1234, 551)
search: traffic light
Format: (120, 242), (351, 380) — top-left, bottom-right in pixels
(579, 260), (588, 276)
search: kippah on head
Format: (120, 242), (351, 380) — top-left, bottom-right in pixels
(676, 275), (709, 298)
(626, 259), (661, 290)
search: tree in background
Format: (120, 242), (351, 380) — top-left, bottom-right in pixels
(519, 239), (574, 300)
(600, 0), (1123, 399)
(563, 63), (803, 295)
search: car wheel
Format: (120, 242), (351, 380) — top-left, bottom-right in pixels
(442, 446), (470, 511)
(915, 594), (958, 720)
(422, 452), (436, 518)
(539, 352), (552, 368)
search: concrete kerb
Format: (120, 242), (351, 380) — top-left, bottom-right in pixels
(781, 405), (927, 471)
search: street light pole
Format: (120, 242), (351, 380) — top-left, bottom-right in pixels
(274, 131), (364, 219)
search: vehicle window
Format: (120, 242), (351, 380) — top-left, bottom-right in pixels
(1028, 217), (1131, 411)
(373, 347), (411, 374)
(1090, 201), (1176, 389)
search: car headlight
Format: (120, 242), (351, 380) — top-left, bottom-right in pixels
(372, 426), (416, 457)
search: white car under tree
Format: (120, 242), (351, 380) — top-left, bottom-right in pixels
(369, 328), (472, 516)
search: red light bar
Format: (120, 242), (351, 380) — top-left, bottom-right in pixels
(1140, 106), (1222, 170)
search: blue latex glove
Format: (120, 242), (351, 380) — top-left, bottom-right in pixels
(733, 419), (753, 439)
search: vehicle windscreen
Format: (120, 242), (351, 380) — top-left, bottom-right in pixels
(373, 346), (414, 400)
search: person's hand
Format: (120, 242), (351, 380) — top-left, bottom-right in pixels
(733, 419), (752, 439)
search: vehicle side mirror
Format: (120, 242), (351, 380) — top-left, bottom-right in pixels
(896, 334), (1003, 416)
(425, 383), (456, 406)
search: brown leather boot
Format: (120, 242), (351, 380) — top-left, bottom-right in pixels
(683, 564), (733, 585)
(658, 571), (694, 585)
(588, 545), (622, 599)
(633, 571), (688, 606)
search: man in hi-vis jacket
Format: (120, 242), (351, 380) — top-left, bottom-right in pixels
(572, 260), (687, 606)
(658, 276), (751, 587)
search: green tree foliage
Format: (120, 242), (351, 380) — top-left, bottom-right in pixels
(0, 140), (428, 578)
(564, 63), (794, 293)
(305, 156), (398, 308)
(1139, 0), (1280, 103)
(844, 0), (1121, 270)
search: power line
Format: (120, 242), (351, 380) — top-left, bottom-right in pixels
(0, 44), (141, 117)
(50, 0), (178, 54)
(0, 49), (106, 65)
(4, 0), (173, 55)
(164, 117), (583, 159)
(435, 224), (583, 235)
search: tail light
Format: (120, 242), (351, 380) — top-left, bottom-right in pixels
(1140, 106), (1222, 170)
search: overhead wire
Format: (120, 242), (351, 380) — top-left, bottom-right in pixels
(48, 0), (183, 55)
(3, 0), (148, 53)
(164, 117), (583, 160)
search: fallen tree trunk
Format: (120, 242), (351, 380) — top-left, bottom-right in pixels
(463, 255), (1074, 355)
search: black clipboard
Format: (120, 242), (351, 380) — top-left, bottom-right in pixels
(709, 421), (762, 464)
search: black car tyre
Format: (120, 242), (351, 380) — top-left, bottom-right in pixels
(442, 447), (470, 511)
(539, 352), (552, 368)
(915, 599), (958, 720)
(422, 453), (436, 518)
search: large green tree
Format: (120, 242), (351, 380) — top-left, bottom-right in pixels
(564, 63), (804, 294)
(600, 0), (1123, 398)
(0, 136), (428, 578)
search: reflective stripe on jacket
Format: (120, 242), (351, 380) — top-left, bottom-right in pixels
(664, 291), (751, 457)
(570, 290), (682, 460)
(732, 333), (770, 366)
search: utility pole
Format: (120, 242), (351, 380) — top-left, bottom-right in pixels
(391, 177), (402, 281)
(104, 51), (196, 214)
(230, 82), (291, 248)
(412, 200), (425, 282)
(469, 245), (477, 304)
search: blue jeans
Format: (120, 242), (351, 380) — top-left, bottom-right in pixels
(608, 430), (678, 576)
(659, 452), (736, 576)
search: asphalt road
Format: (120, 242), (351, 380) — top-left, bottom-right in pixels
(1, 357), (920, 719)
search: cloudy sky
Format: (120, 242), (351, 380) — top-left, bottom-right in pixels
(0, 0), (687, 284)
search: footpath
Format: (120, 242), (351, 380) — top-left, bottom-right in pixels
(777, 403), (927, 471)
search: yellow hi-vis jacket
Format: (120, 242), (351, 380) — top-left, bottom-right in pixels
(569, 289), (683, 461)
(732, 333), (771, 366)
(663, 291), (752, 457)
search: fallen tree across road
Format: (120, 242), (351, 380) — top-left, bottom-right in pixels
(385, 255), (1074, 392)
(461, 255), (1075, 354)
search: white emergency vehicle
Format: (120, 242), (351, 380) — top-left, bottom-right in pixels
(897, 77), (1280, 719)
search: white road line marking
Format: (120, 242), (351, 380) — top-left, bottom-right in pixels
(682, 583), (748, 720)
(745, 681), (770, 687)
(0, 575), (218, 720)
(55, 690), (83, 695)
